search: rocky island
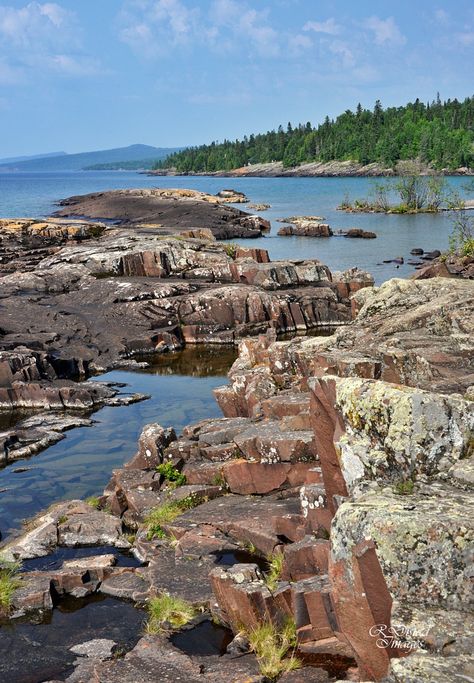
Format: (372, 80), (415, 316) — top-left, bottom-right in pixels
(0, 188), (473, 683)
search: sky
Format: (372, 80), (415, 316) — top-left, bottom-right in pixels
(0, 0), (473, 157)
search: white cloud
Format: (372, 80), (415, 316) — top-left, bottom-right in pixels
(288, 33), (312, 55)
(119, 0), (282, 59)
(329, 41), (355, 68)
(0, 2), (77, 49)
(119, 0), (200, 55)
(364, 16), (406, 46)
(210, 0), (280, 57)
(0, 2), (103, 81)
(49, 54), (104, 77)
(303, 18), (341, 36)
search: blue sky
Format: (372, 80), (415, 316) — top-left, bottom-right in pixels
(0, 0), (473, 156)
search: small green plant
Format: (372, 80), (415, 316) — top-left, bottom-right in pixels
(265, 551), (284, 592)
(156, 462), (187, 487)
(124, 532), (136, 545)
(211, 473), (226, 487)
(393, 478), (415, 495)
(146, 593), (196, 633)
(247, 618), (301, 680)
(145, 496), (198, 540)
(224, 242), (238, 259)
(241, 540), (257, 555)
(0, 555), (22, 610)
(58, 515), (68, 524)
(85, 496), (101, 509)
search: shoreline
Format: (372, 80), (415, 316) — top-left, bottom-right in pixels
(146, 159), (474, 178)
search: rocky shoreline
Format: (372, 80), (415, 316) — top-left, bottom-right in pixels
(0, 196), (372, 463)
(147, 160), (474, 178)
(1, 188), (473, 683)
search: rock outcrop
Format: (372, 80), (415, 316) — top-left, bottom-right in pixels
(0, 219), (373, 461)
(54, 188), (269, 239)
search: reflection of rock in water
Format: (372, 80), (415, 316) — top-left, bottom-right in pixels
(136, 346), (238, 377)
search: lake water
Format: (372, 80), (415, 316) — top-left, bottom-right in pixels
(0, 170), (470, 284)
(0, 348), (236, 541)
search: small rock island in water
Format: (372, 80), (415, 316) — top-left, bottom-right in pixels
(0, 183), (472, 683)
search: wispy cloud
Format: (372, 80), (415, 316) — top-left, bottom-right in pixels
(118, 0), (283, 59)
(303, 18), (341, 36)
(0, 2), (104, 81)
(364, 16), (406, 46)
(329, 41), (355, 68)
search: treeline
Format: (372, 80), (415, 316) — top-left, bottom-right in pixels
(156, 95), (474, 172)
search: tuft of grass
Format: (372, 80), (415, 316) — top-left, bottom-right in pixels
(0, 555), (22, 610)
(265, 551), (284, 592)
(146, 593), (196, 633)
(224, 242), (238, 259)
(156, 462), (187, 488)
(145, 496), (199, 540)
(393, 478), (415, 495)
(247, 618), (300, 680)
(58, 515), (68, 525)
(85, 496), (101, 509)
(242, 540), (257, 555)
(211, 473), (226, 488)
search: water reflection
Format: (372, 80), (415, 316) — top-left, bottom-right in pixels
(0, 347), (236, 541)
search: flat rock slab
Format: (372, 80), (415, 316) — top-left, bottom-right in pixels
(54, 189), (269, 239)
(70, 638), (116, 658)
(168, 493), (300, 555)
(92, 635), (263, 683)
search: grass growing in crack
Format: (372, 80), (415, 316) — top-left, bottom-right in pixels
(145, 496), (200, 540)
(156, 462), (187, 488)
(247, 618), (300, 680)
(0, 555), (22, 610)
(85, 496), (101, 509)
(393, 478), (415, 495)
(224, 242), (238, 259)
(146, 593), (196, 633)
(265, 551), (284, 591)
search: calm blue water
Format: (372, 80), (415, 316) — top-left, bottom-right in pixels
(0, 350), (234, 540)
(0, 171), (469, 284)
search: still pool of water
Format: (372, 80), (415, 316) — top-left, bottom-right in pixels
(0, 594), (146, 683)
(0, 347), (236, 541)
(0, 170), (470, 284)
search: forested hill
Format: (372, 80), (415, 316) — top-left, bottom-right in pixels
(156, 96), (474, 173)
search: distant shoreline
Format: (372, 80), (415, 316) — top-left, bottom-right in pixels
(146, 160), (474, 178)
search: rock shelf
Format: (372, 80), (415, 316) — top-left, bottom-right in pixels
(1, 268), (472, 681)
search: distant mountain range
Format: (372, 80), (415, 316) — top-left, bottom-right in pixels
(0, 144), (182, 172)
